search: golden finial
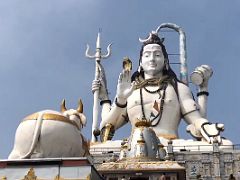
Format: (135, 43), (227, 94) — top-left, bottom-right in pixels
(22, 167), (37, 180)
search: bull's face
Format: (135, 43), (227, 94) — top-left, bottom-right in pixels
(61, 99), (87, 130)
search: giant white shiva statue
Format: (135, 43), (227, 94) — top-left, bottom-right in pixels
(90, 23), (232, 150)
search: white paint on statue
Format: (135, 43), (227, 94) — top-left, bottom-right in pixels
(8, 100), (89, 159)
(95, 27), (232, 151)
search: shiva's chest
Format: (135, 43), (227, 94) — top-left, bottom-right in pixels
(127, 85), (179, 111)
(126, 84), (181, 125)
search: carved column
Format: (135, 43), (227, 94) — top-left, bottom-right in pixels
(212, 141), (221, 179)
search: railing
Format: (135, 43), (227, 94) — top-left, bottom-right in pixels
(90, 147), (121, 154)
(90, 144), (240, 154)
(172, 144), (240, 152)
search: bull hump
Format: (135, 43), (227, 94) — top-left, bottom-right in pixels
(22, 111), (80, 130)
(23, 110), (62, 120)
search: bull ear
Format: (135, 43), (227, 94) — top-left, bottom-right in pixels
(61, 99), (67, 112)
(77, 99), (83, 113)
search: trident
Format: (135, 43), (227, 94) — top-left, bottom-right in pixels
(85, 31), (112, 142)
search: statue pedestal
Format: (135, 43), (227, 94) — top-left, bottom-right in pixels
(98, 159), (186, 180)
(90, 140), (240, 179)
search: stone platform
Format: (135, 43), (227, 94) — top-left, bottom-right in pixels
(90, 141), (240, 179)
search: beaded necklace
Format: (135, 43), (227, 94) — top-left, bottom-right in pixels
(140, 82), (168, 127)
(143, 86), (162, 95)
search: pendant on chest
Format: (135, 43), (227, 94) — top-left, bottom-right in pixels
(139, 83), (168, 126)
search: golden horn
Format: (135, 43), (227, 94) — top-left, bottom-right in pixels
(77, 99), (83, 113)
(61, 99), (67, 112)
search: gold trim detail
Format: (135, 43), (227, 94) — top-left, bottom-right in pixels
(98, 160), (185, 171)
(137, 140), (145, 143)
(135, 76), (169, 89)
(102, 123), (113, 142)
(157, 133), (178, 140)
(22, 113), (79, 130)
(21, 167), (37, 180)
(54, 175), (65, 180)
(86, 174), (91, 180)
(4, 168), (90, 180)
(135, 120), (151, 127)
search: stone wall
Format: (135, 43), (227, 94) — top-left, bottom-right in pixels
(90, 143), (240, 180)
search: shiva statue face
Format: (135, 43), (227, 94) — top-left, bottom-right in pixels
(140, 43), (165, 79)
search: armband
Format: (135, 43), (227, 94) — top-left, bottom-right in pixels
(100, 100), (111, 106)
(115, 98), (127, 108)
(197, 91), (209, 97)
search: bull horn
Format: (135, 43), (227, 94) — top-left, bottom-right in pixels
(77, 99), (83, 113)
(61, 99), (67, 112)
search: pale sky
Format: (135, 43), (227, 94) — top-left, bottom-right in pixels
(1, 0), (240, 158)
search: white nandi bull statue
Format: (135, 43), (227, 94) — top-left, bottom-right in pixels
(8, 99), (88, 159)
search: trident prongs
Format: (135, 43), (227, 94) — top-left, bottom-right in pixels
(85, 32), (112, 61)
(85, 44), (96, 59)
(102, 43), (112, 59)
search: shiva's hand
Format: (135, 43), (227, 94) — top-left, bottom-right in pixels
(200, 122), (224, 144)
(116, 70), (136, 103)
(92, 79), (109, 101)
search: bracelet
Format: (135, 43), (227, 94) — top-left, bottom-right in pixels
(197, 91), (209, 97)
(115, 98), (127, 108)
(201, 122), (220, 137)
(100, 100), (111, 106)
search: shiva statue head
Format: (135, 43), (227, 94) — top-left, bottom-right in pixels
(132, 32), (178, 82)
